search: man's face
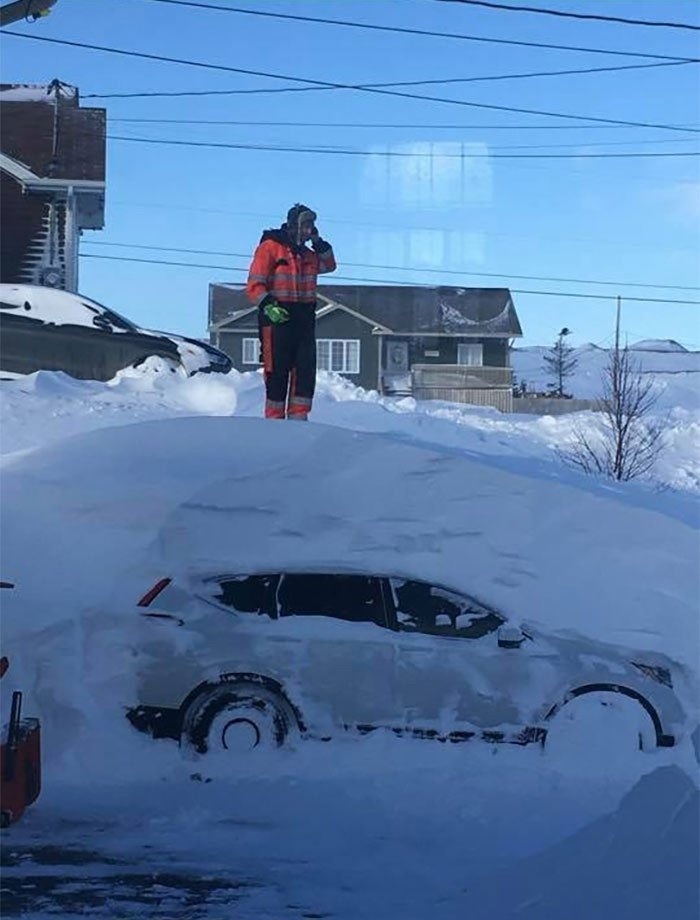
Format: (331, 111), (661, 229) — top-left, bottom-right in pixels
(299, 220), (315, 242)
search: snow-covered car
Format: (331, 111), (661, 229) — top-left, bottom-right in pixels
(0, 284), (232, 380)
(127, 569), (684, 757)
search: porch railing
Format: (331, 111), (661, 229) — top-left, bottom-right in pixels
(411, 364), (513, 389)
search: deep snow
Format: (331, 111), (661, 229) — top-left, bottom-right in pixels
(1, 350), (698, 919)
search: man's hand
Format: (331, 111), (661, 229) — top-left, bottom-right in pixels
(311, 228), (332, 254)
(263, 299), (289, 324)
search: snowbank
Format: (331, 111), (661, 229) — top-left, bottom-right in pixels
(1, 355), (699, 918)
(463, 765), (699, 920)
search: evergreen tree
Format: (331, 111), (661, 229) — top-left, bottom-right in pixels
(543, 327), (578, 397)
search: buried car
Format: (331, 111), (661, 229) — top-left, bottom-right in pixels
(0, 283), (232, 380)
(127, 569), (686, 757)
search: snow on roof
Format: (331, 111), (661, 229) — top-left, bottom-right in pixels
(0, 151), (38, 182)
(0, 83), (77, 103)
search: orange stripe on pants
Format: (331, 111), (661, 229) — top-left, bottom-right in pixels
(262, 326), (274, 374)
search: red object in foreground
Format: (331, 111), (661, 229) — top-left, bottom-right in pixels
(137, 577), (172, 608)
(1, 678), (42, 827)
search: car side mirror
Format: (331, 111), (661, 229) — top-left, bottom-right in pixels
(498, 624), (526, 649)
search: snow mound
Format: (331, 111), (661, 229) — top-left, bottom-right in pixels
(1, 358), (698, 918)
(464, 765), (699, 920)
(630, 339), (690, 353)
(1, 417), (698, 764)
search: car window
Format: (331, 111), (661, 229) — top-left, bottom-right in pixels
(0, 300), (23, 310)
(208, 575), (278, 618)
(277, 574), (386, 627)
(390, 579), (503, 639)
(82, 303), (136, 332)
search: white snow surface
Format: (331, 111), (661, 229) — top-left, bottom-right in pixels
(0, 284), (136, 331)
(629, 339), (690, 353)
(1, 351), (699, 919)
(0, 85), (76, 103)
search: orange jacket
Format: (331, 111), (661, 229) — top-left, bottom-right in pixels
(246, 229), (336, 307)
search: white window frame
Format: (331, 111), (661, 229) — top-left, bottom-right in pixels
(317, 339), (361, 375)
(457, 343), (484, 367)
(242, 337), (261, 365)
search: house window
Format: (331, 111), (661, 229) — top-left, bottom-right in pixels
(242, 337), (261, 365)
(457, 343), (483, 367)
(317, 339), (360, 374)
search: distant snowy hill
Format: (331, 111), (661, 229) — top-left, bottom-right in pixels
(511, 341), (700, 406)
(629, 339), (689, 353)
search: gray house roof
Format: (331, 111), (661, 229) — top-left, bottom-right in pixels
(209, 283), (522, 337)
(319, 285), (521, 337)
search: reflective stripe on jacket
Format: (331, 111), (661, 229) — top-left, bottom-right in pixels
(246, 229), (337, 307)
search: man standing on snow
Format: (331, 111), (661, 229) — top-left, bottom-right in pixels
(246, 203), (337, 420)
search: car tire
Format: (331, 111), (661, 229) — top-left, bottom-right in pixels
(181, 683), (298, 757)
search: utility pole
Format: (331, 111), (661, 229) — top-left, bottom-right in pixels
(611, 294), (623, 435)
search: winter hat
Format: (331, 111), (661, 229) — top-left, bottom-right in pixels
(285, 203), (317, 244)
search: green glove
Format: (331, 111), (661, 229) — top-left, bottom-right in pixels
(263, 300), (289, 324)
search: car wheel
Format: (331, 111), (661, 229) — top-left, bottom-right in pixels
(545, 691), (657, 762)
(182, 683), (297, 756)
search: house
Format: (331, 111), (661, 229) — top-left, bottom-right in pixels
(209, 283), (523, 412)
(0, 80), (106, 291)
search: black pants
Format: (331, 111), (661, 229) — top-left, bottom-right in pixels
(259, 302), (316, 419)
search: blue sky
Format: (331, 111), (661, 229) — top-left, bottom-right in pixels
(2, 0), (699, 347)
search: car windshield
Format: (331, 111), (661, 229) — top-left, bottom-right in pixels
(82, 300), (138, 332)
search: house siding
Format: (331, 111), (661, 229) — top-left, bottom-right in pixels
(0, 88), (105, 291)
(0, 95), (106, 181)
(316, 310), (378, 390)
(0, 174), (59, 284)
(216, 328), (259, 370)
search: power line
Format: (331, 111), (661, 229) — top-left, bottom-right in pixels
(108, 134), (700, 158)
(432, 0), (700, 32)
(141, 0), (700, 61)
(4, 31), (696, 133)
(110, 118), (700, 139)
(83, 59), (697, 99)
(104, 127), (700, 152)
(80, 253), (700, 305)
(83, 241), (700, 291)
(107, 117), (698, 133)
